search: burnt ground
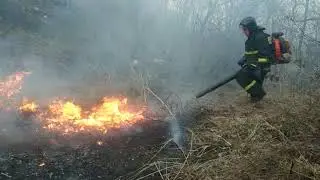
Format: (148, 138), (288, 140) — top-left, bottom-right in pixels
(0, 111), (188, 180)
(2, 90), (319, 180)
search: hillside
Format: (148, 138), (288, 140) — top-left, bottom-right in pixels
(1, 86), (319, 180)
(0, 1), (319, 179)
(127, 89), (320, 180)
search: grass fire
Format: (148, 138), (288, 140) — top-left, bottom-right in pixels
(0, 1), (319, 179)
(19, 97), (145, 134)
(1, 71), (146, 135)
(0, 71), (171, 180)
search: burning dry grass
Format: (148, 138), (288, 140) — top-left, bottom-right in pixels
(0, 71), (150, 137)
(132, 91), (320, 180)
(1, 70), (319, 179)
(19, 97), (146, 135)
(0, 70), (175, 179)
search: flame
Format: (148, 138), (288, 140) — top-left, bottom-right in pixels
(29, 97), (144, 134)
(48, 100), (82, 120)
(19, 98), (38, 113)
(82, 97), (143, 128)
(97, 141), (103, 146)
(0, 71), (146, 135)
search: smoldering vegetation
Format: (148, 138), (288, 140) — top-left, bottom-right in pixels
(0, 0), (319, 179)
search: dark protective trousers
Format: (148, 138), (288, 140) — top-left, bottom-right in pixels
(235, 66), (268, 98)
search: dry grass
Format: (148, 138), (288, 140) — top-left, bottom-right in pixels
(132, 90), (320, 180)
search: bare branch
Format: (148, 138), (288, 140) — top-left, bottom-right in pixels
(294, 17), (320, 22)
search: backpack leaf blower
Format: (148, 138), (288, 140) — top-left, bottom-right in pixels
(196, 69), (241, 99)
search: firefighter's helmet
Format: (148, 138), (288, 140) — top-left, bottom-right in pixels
(239, 17), (258, 31)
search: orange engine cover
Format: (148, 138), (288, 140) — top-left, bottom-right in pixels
(274, 39), (282, 61)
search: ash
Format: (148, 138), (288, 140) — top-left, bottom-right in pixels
(0, 111), (171, 180)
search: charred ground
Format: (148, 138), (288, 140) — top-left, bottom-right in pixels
(1, 88), (319, 180)
(0, 112), (173, 180)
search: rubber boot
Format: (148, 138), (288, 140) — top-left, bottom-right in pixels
(250, 91), (266, 103)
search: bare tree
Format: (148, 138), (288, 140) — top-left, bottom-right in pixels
(297, 0), (310, 67)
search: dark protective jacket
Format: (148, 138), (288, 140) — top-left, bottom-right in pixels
(243, 27), (274, 67)
(235, 27), (273, 99)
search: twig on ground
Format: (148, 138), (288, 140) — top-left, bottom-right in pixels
(145, 88), (187, 153)
(261, 117), (303, 157)
(148, 139), (174, 164)
(1, 172), (12, 178)
(154, 163), (165, 180)
(145, 88), (175, 117)
(173, 130), (194, 180)
(128, 139), (174, 180)
(290, 161), (295, 174)
(134, 164), (181, 180)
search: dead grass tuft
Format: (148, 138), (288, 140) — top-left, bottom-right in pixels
(132, 90), (320, 180)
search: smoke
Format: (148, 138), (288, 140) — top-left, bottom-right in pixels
(0, 0), (244, 101)
(0, 0), (247, 145)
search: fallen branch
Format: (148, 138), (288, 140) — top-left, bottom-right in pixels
(1, 172), (12, 178)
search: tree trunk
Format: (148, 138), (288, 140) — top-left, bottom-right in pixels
(297, 0), (310, 68)
(316, 20), (319, 40)
(199, 1), (216, 35)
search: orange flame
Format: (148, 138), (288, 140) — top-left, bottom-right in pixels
(26, 97), (145, 134)
(1, 71), (145, 134)
(19, 98), (38, 113)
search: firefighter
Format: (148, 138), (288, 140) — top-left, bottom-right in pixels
(236, 16), (274, 102)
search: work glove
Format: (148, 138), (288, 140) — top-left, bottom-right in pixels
(237, 56), (245, 67)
